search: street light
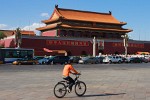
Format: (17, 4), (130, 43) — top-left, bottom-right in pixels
(121, 34), (128, 57)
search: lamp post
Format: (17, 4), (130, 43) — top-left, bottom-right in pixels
(121, 34), (128, 57)
(93, 37), (96, 57)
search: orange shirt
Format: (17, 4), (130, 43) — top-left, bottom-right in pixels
(63, 64), (78, 77)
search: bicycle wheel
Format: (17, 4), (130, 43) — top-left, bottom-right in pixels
(75, 81), (86, 96)
(54, 82), (67, 98)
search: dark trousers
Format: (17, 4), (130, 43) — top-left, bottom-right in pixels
(63, 76), (75, 89)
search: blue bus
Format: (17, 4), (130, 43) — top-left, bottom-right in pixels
(0, 48), (34, 63)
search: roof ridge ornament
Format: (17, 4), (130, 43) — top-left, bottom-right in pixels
(109, 11), (112, 15)
(55, 4), (58, 8)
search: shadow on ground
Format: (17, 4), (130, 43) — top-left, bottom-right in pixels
(82, 93), (126, 97)
(62, 93), (126, 99)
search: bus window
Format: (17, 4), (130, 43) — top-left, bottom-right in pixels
(5, 51), (20, 58)
(28, 51), (33, 58)
(20, 51), (28, 58)
(5, 51), (13, 58)
(13, 50), (20, 58)
(0, 48), (34, 63)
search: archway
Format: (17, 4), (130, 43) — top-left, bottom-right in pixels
(98, 50), (104, 54)
(67, 51), (72, 56)
(81, 51), (87, 56)
(115, 51), (119, 55)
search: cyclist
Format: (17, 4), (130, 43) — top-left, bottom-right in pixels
(62, 60), (80, 92)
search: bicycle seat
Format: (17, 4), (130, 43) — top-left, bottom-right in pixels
(62, 79), (69, 83)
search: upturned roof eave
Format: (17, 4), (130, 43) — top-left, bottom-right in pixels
(42, 18), (59, 24)
(36, 24), (132, 33)
(42, 6), (63, 24)
(42, 18), (126, 25)
(36, 23), (59, 31)
(60, 24), (132, 32)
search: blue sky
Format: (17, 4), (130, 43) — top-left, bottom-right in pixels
(0, 0), (150, 41)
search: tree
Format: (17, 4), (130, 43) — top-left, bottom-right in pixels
(0, 45), (4, 48)
(0, 32), (6, 39)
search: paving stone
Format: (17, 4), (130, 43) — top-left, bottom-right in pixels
(0, 63), (150, 100)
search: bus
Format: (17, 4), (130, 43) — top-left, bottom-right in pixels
(0, 48), (34, 63)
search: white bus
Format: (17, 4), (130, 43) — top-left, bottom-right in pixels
(0, 48), (34, 63)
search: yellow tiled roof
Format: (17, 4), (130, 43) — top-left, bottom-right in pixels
(57, 8), (121, 24)
(43, 7), (126, 25)
(37, 6), (131, 32)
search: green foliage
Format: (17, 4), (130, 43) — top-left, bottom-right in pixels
(0, 32), (6, 39)
(0, 45), (4, 48)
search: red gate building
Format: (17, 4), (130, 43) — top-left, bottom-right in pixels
(0, 5), (150, 56)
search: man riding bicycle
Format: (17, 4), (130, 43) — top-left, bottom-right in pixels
(54, 61), (86, 98)
(62, 60), (80, 92)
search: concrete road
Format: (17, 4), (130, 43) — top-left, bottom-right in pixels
(0, 63), (150, 100)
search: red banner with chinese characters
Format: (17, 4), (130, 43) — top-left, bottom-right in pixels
(46, 40), (89, 46)
(112, 42), (144, 48)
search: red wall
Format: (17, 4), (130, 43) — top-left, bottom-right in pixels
(0, 38), (15, 48)
(1, 37), (150, 56)
(42, 30), (57, 36)
(104, 42), (150, 54)
(21, 38), (93, 56)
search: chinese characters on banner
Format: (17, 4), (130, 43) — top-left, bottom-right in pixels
(46, 40), (89, 46)
(112, 42), (144, 48)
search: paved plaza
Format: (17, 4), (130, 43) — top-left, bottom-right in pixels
(1, 63), (150, 100)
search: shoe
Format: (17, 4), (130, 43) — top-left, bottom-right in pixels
(67, 87), (71, 93)
(69, 87), (72, 92)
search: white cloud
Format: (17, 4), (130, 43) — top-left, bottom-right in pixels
(22, 23), (45, 31)
(41, 13), (49, 17)
(22, 23), (45, 36)
(0, 24), (8, 29)
(0, 23), (45, 35)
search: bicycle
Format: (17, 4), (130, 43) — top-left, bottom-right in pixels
(53, 73), (86, 98)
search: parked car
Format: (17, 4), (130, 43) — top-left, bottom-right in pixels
(12, 58), (38, 65)
(96, 56), (104, 63)
(38, 57), (50, 64)
(0, 60), (3, 64)
(148, 57), (150, 62)
(103, 56), (123, 64)
(122, 57), (127, 63)
(34, 56), (44, 60)
(140, 57), (149, 63)
(47, 56), (70, 64)
(78, 57), (99, 64)
(69, 56), (81, 63)
(127, 57), (142, 63)
(145, 56), (150, 62)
